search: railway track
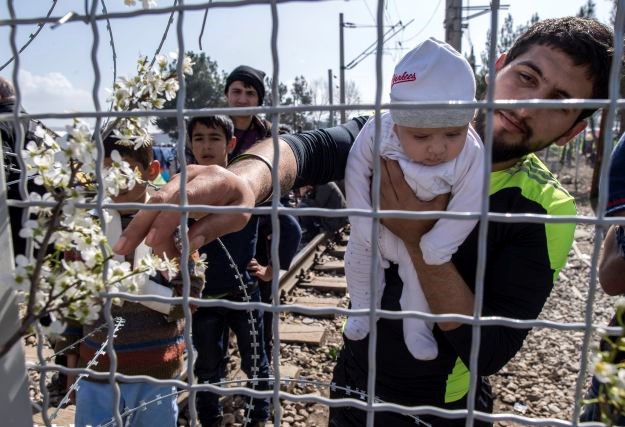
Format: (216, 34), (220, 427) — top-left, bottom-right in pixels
(175, 229), (351, 426)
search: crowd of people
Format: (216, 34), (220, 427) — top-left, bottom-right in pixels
(1, 13), (623, 427)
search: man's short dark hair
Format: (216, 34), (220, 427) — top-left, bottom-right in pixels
(505, 17), (614, 121)
(187, 115), (234, 142)
(0, 76), (15, 100)
(103, 134), (154, 170)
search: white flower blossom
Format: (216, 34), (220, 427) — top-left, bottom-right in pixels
(594, 357), (618, 383)
(182, 56), (194, 75)
(11, 50), (189, 332)
(142, 0), (157, 9)
(160, 253), (180, 279)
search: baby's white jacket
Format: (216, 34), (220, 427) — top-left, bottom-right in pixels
(345, 112), (484, 267)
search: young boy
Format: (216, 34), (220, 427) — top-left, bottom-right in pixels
(187, 115), (270, 427)
(344, 38), (484, 360)
(66, 135), (206, 427)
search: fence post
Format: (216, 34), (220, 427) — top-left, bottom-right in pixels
(0, 140), (32, 426)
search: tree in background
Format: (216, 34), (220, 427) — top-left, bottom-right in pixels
(263, 77), (289, 108)
(155, 51), (227, 138)
(263, 75), (314, 131)
(344, 80), (363, 114)
(309, 78), (363, 128)
(286, 75), (314, 131)
(475, 13), (540, 99)
(578, 0), (596, 17)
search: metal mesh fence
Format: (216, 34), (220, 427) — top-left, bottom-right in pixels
(1, 1), (624, 426)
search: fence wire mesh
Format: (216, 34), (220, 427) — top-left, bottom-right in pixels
(1, 1), (625, 426)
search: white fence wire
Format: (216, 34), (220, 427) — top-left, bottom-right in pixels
(1, 0), (624, 426)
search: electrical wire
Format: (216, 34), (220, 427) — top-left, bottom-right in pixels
(0, 0), (59, 72)
(149, 0), (178, 68)
(198, 0), (213, 50)
(399, 0), (443, 45)
(360, 0), (376, 24)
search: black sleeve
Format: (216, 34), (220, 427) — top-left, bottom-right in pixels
(281, 116), (368, 188)
(443, 221), (556, 376)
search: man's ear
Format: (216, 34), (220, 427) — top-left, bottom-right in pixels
(147, 159), (161, 180)
(495, 53), (507, 72)
(227, 136), (237, 154)
(554, 120), (587, 147)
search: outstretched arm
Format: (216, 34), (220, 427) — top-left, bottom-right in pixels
(115, 117), (368, 257)
(114, 137), (296, 257)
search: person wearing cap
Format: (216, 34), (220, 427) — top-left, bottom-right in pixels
(343, 38), (484, 361)
(223, 66), (303, 390)
(224, 65), (272, 159)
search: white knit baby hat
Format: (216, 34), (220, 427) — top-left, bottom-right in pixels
(390, 37), (476, 128)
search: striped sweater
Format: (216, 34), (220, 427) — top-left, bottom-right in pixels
(64, 215), (205, 380)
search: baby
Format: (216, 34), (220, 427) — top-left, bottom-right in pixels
(344, 38), (484, 360)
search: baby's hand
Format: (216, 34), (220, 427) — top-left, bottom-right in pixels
(379, 158), (450, 247)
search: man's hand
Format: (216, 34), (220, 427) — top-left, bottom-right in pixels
(113, 164), (255, 257)
(248, 258), (273, 282)
(379, 158), (450, 248)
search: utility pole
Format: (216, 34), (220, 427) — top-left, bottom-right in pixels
(445, 0), (463, 52)
(339, 13), (346, 123)
(328, 69), (334, 127)
(339, 14), (413, 124)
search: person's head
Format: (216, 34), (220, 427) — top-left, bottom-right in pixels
(390, 38), (476, 166)
(103, 135), (160, 205)
(0, 76), (15, 101)
(224, 65), (266, 112)
(480, 17), (614, 167)
(187, 115), (236, 168)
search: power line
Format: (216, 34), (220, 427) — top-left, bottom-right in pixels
(360, 0), (376, 24)
(344, 18), (414, 70)
(400, 0), (443, 45)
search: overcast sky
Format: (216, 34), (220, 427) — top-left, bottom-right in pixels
(0, 0), (614, 129)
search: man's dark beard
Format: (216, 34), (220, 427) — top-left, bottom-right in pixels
(474, 109), (539, 163)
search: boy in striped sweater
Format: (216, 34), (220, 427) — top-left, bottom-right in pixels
(65, 135), (205, 427)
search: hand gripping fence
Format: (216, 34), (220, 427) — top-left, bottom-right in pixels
(2, 1), (625, 427)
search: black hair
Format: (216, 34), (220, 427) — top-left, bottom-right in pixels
(505, 17), (615, 121)
(187, 115), (235, 142)
(224, 65), (266, 106)
(103, 134), (153, 170)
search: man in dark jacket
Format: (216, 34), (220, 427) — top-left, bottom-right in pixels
(224, 65), (272, 159)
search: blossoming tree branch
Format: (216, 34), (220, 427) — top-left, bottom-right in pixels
(0, 51), (195, 358)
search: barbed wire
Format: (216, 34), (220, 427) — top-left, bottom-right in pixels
(92, 372), (440, 427)
(35, 237), (263, 426)
(49, 316), (126, 422)
(215, 236), (262, 427)
(100, 0), (117, 120)
(31, 321), (110, 366)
